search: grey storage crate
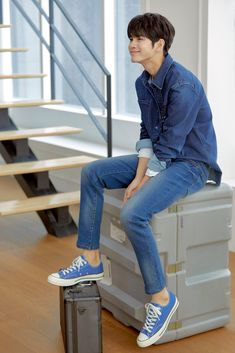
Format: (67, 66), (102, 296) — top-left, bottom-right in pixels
(98, 183), (232, 344)
(175, 184), (232, 339)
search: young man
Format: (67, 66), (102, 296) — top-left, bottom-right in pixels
(48, 13), (221, 348)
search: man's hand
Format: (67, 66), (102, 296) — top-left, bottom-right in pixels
(123, 175), (151, 204)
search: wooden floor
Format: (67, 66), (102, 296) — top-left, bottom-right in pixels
(0, 175), (234, 353)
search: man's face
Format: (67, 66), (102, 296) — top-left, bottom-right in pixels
(128, 35), (157, 65)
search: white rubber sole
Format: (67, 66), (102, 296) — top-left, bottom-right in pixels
(137, 298), (179, 348)
(47, 272), (104, 287)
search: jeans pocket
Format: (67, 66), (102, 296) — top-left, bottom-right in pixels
(185, 160), (209, 197)
(188, 160), (209, 180)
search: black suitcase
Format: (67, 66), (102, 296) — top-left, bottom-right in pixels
(60, 282), (103, 353)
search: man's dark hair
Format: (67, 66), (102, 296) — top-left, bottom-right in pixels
(127, 13), (175, 55)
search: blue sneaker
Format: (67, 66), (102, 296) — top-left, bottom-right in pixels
(137, 291), (179, 348)
(47, 255), (104, 286)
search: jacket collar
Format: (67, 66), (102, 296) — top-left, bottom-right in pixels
(141, 54), (174, 90)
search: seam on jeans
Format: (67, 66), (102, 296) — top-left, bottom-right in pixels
(88, 188), (98, 248)
(125, 211), (166, 294)
(146, 232), (166, 294)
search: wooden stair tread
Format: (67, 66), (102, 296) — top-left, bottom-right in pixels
(0, 155), (96, 176)
(0, 24), (11, 28)
(0, 191), (80, 216)
(0, 99), (64, 109)
(0, 126), (82, 141)
(0, 73), (47, 79)
(0, 48), (28, 52)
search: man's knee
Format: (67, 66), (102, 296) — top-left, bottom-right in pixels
(81, 160), (100, 183)
(120, 203), (139, 231)
(120, 206), (129, 229)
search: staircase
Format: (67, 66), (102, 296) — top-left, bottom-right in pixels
(0, 23), (95, 237)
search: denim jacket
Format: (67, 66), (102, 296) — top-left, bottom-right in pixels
(135, 54), (221, 185)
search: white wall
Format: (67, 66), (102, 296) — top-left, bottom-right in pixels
(0, 0), (12, 101)
(207, 0), (235, 181)
(207, 0), (235, 252)
(146, 0), (208, 86)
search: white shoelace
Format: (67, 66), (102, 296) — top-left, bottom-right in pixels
(143, 303), (162, 333)
(61, 256), (87, 275)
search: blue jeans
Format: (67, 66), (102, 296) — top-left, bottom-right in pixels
(77, 154), (209, 295)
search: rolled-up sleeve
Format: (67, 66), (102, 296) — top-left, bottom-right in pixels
(147, 154), (166, 172)
(136, 138), (152, 152)
(138, 148), (153, 158)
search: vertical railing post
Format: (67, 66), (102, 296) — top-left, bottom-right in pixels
(49, 0), (55, 99)
(0, 0), (3, 23)
(106, 74), (112, 157)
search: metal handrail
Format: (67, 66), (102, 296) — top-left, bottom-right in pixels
(10, 0), (112, 157)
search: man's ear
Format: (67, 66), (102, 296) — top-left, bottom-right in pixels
(154, 39), (165, 52)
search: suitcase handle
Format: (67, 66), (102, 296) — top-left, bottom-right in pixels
(67, 281), (94, 295)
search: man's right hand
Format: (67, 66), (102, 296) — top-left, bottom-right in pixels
(123, 175), (151, 204)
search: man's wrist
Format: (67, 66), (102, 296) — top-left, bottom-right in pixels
(135, 173), (145, 182)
